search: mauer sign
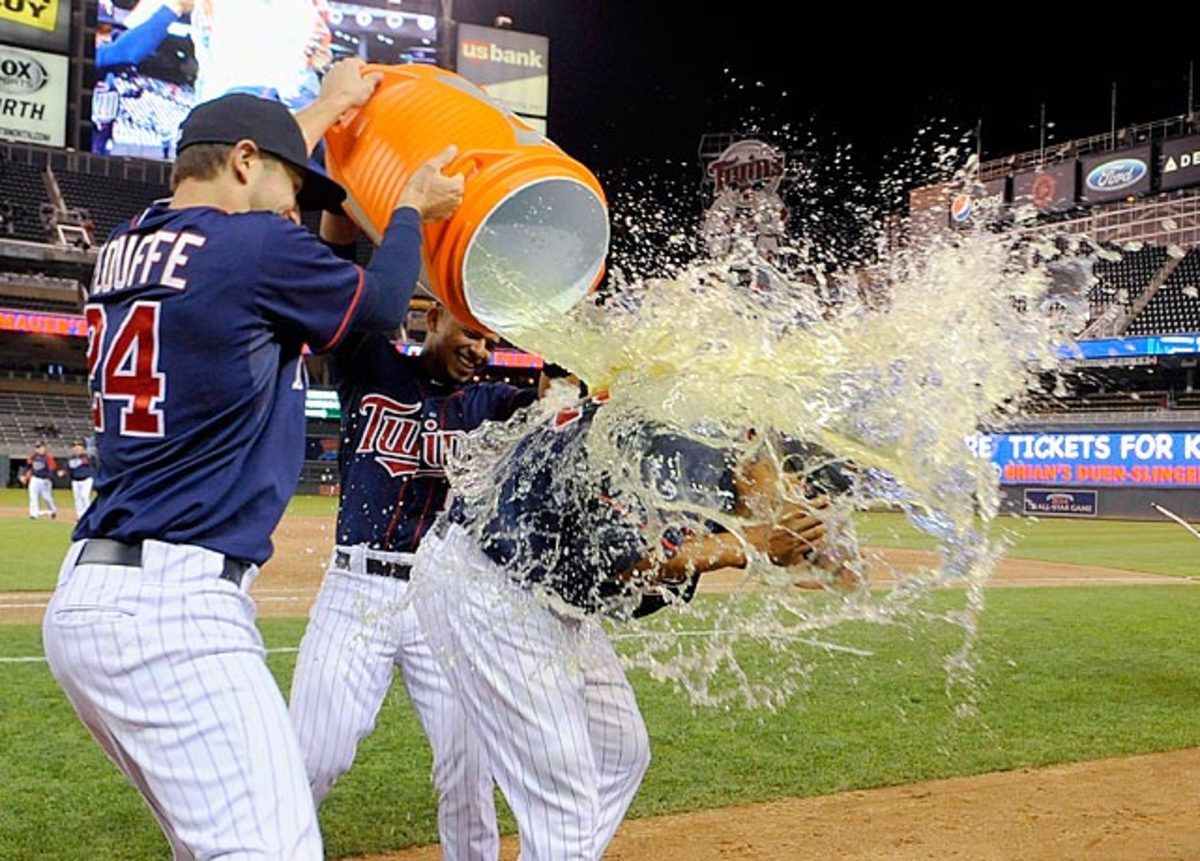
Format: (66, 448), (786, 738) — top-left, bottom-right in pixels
(0, 0), (70, 54)
(1079, 146), (1151, 203)
(456, 23), (548, 121)
(1012, 162), (1077, 213)
(0, 44), (67, 147)
(1159, 134), (1200, 192)
(1022, 489), (1098, 517)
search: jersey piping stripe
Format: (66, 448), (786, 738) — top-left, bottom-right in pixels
(380, 476), (411, 550)
(319, 265), (366, 353)
(408, 391), (462, 550)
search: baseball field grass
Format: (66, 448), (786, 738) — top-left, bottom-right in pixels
(2, 486), (1199, 859)
(4, 588), (1200, 859)
(2, 487), (1197, 589)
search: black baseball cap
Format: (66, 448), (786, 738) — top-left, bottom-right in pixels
(177, 93), (346, 211)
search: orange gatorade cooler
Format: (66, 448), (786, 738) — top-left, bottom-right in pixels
(324, 64), (610, 335)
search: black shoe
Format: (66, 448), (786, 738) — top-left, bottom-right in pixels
(50, 512), (56, 520)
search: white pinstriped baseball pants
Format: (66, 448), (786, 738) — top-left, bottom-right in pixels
(289, 546), (499, 860)
(42, 540), (322, 861)
(412, 525), (651, 861)
(28, 476), (55, 518)
(72, 478), (94, 519)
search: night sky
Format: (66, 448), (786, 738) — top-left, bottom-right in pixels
(451, 5), (1198, 190)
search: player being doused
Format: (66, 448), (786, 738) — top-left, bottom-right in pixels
(409, 391), (856, 861)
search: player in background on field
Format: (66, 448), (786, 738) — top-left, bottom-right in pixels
(23, 441), (58, 520)
(64, 441), (96, 520)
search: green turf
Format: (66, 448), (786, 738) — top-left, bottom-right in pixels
(855, 511), (1200, 577)
(0, 489), (75, 590)
(4, 491), (1193, 592)
(4, 587), (1200, 859)
(284, 494), (340, 517)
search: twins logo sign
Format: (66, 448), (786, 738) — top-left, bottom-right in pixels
(1023, 488), (1098, 518)
(706, 140), (786, 203)
(355, 394), (467, 478)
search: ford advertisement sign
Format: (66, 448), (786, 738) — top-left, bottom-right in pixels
(1079, 146), (1151, 203)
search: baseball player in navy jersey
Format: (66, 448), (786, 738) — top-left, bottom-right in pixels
(42, 59), (464, 861)
(65, 440), (96, 519)
(289, 291), (536, 859)
(411, 395), (830, 860)
(24, 441), (58, 520)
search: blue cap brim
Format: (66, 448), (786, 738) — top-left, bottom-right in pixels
(298, 142), (346, 212)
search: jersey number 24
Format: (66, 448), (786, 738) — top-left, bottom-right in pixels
(85, 301), (166, 438)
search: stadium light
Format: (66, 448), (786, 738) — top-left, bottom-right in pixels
(356, 10), (374, 27)
(386, 12), (404, 28)
(417, 14), (436, 31)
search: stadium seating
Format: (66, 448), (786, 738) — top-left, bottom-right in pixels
(1022, 389), (1171, 414)
(0, 391), (92, 455)
(52, 168), (169, 241)
(0, 158), (50, 243)
(1176, 391), (1200, 409)
(1087, 243), (1170, 320)
(1125, 248), (1200, 336)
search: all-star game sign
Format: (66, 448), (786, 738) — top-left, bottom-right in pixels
(701, 139), (790, 260)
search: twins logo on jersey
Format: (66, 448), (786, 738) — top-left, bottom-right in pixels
(356, 393), (467, 478)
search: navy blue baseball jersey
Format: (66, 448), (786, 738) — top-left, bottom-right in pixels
(453, 397), (738, 613)
(333, 332), (536, 553)
(74, 204), (424, 564)
(68, 454), (95, 481)
(28, 452), (56, 479)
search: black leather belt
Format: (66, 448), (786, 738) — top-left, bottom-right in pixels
(76, 539), (253, 588)
(334, 551), (411, 581)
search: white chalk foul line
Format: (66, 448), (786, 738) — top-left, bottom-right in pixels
(610, 629), (874, 657)
(0, 646), (301, 665)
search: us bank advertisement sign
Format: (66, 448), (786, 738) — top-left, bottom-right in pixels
(0, 44), (68, 147)
(456, 22), (548, 121)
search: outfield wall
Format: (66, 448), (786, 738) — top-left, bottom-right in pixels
(999, 485), (1200, 521)
(991, 422), (1200, 522)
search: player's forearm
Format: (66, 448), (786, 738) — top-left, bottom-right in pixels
(295, 97), (355, 155)
(95, 6), (177, 69)
(320, 213), (358, 262)
(351, 208), (423, 331)
(657, 533), (747, 580)
(320, 212), (358, 247)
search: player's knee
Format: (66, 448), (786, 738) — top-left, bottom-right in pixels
(623, 716), (652, 783)
(293, 730), (355, 807)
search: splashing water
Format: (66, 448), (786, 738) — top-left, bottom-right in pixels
(441, 161), (1088, 710)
